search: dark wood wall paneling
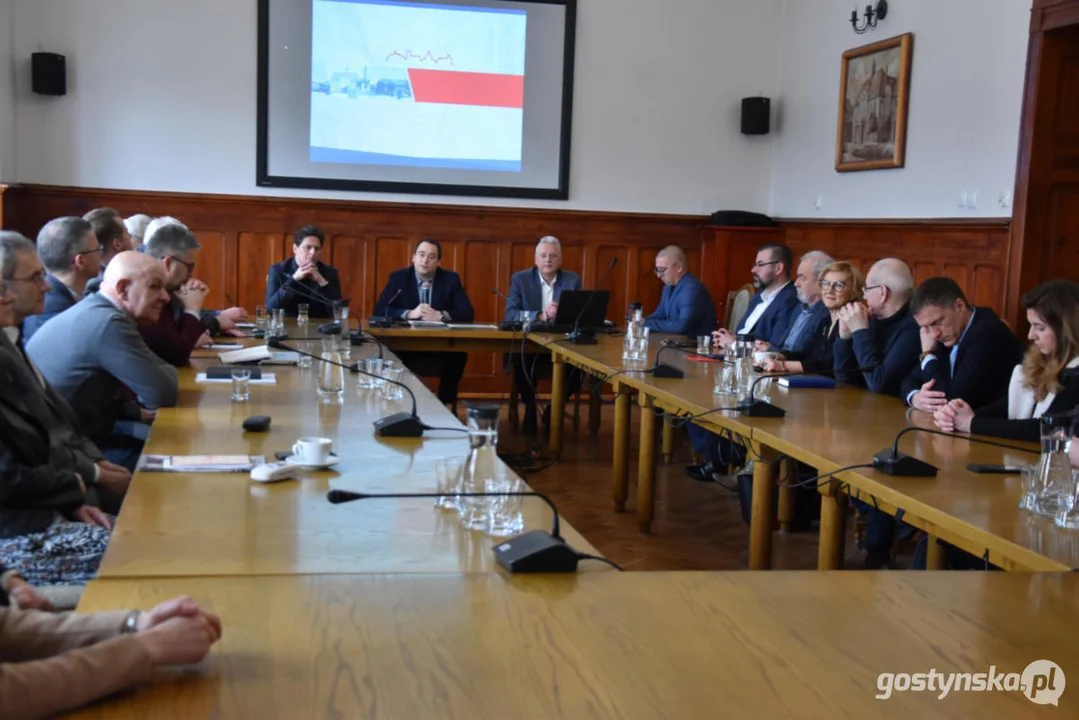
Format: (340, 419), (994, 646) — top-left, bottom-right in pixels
(1, 184), (1018, 390)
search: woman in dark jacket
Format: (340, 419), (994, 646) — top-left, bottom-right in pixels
(761, 261), (866, 375)
(935, 280), (1079, 443)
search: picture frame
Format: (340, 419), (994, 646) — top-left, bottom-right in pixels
(835, 32), (913, 172)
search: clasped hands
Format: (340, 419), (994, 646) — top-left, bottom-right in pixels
(407, 304), (444, 322)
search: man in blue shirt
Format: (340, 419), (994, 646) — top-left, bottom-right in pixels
(643, 246), (716, 338)
(763, 250), (833, 356)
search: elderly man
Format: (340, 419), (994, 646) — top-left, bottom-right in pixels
(81, 208), (133, 296)
(143, 217), (247, 339)
(27, 252), (179, 474)
(21, 217), (103, 341)
(642, 246), (717, 338)
(374, 238), (475, 408)
(124, 213), (152, 250)
(762, 250), (833, 356)
(0, 232), (121, 584)
(504, 236), (582, 432)
(833, 257), (921, 398)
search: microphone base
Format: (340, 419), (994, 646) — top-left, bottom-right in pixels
(373, 412), (425, 438)
(652, 363), (685, 379)
(492, 529), (580, 573)
(737, 400), (787, 418)
(564, 330), (598, 345)
(368, 316), (394, 329)
(873, 449), (939, 477)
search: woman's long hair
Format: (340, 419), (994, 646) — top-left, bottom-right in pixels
(1022, 280), (1079, 400)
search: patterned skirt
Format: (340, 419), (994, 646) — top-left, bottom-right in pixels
(0, 518), (112, 586)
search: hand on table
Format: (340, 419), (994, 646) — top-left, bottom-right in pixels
(7, 579), (54, 611)
(910, 379), (947, 413)
(72, 505), (112, 530)
(934, 399), (975, 434)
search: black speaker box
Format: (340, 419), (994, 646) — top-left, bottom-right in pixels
(31, 52), (66, 96)
(741, 97), (770, 135)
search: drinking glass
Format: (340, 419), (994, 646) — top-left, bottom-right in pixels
(230, 368), (251, 402)
(297, 350), (312, 369)
(697, 335), (712, 356)
(317, 336), (345, 398)
(1054, 469), (1079, 529)
(380, 362), (404, 400)
(297, 303), (310, 326)
(360, 357), (383, 389)
(434, 457), (466, 511)
(1020, 464), (1036, 512)
(633, 326), (650, 361)
(518, 310), (538, 325)
(255, 305), (268, 333)
(485, 474), (525, 537)
(271, 308), (285, 337)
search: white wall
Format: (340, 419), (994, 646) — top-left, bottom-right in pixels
(769, 0), (1032, 219)
(10, 0), (782, 215)
(0, 0), (15, 185)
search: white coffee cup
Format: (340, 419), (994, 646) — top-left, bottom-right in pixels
(753, 351), (778, 366)
(292, 437), (333, 465)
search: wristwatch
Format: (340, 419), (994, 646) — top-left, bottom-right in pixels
(121, 610), (142, 634)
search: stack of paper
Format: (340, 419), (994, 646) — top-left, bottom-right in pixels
(138, 455), (265, 472)
(195, 372), (277, 385)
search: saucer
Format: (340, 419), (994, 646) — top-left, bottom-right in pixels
(284, 453), (340, 470)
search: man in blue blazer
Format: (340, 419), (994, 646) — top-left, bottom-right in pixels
(643, 246), (716, 337)
(22, 217), (102, 342)
(504, 237), (581, 432)
(715, 242), (799, 348)
(374, 239), (475, 407)
(266, 226), (342, 319)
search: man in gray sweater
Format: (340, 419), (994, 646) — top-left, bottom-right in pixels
(27, 252), (179, 473)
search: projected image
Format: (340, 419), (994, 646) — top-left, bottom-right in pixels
(311, 0), (528, 172)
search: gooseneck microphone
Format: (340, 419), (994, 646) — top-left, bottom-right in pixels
(269, 337), (425, 437)
(872, 426), (1040, 478)
(651, 344), (687, 379)
(566, 256), (618, 345)
(285, 281), (387, 360)
(492, 288), (511, 304)
(327, 489), (616, 573)
(370, 288), (403, 328)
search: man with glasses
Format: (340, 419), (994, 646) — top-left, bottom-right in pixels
(22, 217), (103, 342)
(714, 242), (799, 349)
(82, 208), (134, 296)
(642, 246), (717, 337)
(760, 250), (834, 356)
(139, 223), (216, 366)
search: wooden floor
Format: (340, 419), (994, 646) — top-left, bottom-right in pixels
(491, 399), (826, 571)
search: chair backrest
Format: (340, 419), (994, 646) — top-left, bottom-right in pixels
(724, 284), (755, 332)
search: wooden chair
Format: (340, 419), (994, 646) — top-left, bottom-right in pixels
(724, 283), (755, 333)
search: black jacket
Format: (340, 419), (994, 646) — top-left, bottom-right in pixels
(971, 366), (1079, 443)
(266, 258), (343, 319)
(374, 267), (475, 322)
(899, 307), (1024, 409)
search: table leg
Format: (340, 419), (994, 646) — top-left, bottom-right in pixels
(748, 442), (778, 570)
(612, 388), (631, 513)
(817, 487), (847, 570)
(661, 419), (675, 464)
(549, 356), (566, 457)
(637, 395), (657, 534)
(926, 535), (947, 570)
(777, 458), (796, 534)
(589, 386), (602, 438)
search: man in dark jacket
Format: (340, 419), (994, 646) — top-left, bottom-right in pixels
(374, 239), (475, 407)
(266, 225), (343, 318)
(901, 277), (1024, 412)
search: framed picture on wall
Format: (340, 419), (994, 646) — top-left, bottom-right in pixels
(835, 33), (913, 172)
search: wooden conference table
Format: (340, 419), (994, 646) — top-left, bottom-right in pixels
(71, 571), (1079, 719)
(536, 334), (1079, 573)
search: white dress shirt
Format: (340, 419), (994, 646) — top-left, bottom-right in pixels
(738, 281), (790, 335)
(540, 274), (556, 313)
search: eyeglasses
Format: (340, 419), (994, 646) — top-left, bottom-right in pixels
(6, 269), (47, 285)
(75, 245), (105, 257)
(862, 284), (883, 297)
(818, 279), (848, 291)
(653, 266), (671, 275)
(752, 260), (780, 270)
(168, 256), (197, 272)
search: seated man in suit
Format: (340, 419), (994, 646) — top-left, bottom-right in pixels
(833, 257), (921, 398)
(901, 277), (1024, 412)
(686, 242), (798, 484)
(21, 217), (102, 342)
(81, 207), (133, 296)
(761, 250), (833, 356)
(27, 251), (180, 474)
(266, 225), (343, 318)
(643, 246), (717, 337)
(504, 236), (582, 432)
(714, 242), (799, 349)
(124, 213), (152, 250)
(0, 233), (123, 584)
(374, 239), (475, 407)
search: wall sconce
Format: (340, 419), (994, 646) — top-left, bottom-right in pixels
(851, 1), (888, 34)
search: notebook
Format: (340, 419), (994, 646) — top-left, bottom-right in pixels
(138, 455), (265, 472)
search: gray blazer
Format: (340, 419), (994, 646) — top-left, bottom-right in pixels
(25, 293), (179, 444)
(504, 268), (582, 321)
(0, 333), (98, 537)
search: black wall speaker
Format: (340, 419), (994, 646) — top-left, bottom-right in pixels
(741, 97), (770, 135)
(31, 52), (67, 96)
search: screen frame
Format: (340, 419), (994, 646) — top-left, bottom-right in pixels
(256, 0), (576, 200)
